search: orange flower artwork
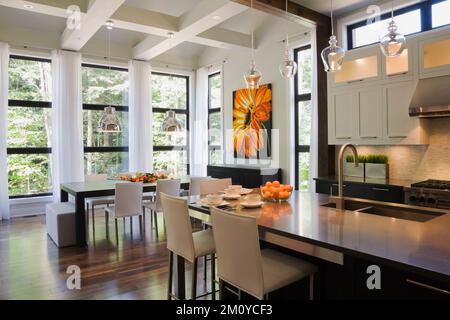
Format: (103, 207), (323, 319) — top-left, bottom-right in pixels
(233, 84), (272, 159)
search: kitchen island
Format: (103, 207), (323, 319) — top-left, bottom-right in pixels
(188, 191), (450, 299)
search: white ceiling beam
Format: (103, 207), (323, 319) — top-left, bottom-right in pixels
(61, 0), (126, 51)
(133, 0), (248, 60)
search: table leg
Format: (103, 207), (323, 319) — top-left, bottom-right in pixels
(174, 254), (186, 299)
(75, 194), (87, 247)
(60, 189), (69, 202)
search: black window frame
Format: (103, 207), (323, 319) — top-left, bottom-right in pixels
(152, 72), (190, 175)
(207, 72), (222, 164)
(347, 0), (448, 50)
(81, 63), (130, 172)
(8, 55), (53, 199)
(294, 45), (312, 191)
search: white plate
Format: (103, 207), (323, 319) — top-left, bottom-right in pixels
(240, 201), (264, 208)
(223, 194), (241, 200)
(199, 199), (229, 207)
(239, 188), (254, 195)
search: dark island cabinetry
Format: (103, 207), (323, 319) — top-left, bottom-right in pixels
(207, 165), (282, 189)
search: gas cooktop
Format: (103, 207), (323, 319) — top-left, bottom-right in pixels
(411, 180), (450, 190)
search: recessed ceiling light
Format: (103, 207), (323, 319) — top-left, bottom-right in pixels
(23, 4), (34, 9)
(167, 32), (175, 38)
(212, 15), (222, 20)
(105, 20), (114, 30)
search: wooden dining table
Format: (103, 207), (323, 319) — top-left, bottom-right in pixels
(60, 176), (191, 246)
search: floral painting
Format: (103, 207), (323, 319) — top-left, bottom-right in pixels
(233, 84), (272, 159)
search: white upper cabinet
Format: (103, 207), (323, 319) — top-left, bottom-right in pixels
(329, 91), (357, 142)
(419, 32), (450, 78)
(357, 88), (383, 141)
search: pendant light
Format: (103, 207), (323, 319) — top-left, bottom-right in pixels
(97, 20), (122, 133)
(321, 0), (345, 72)
(380, 0), (406, 57)
(279, 0), (298, 78)
(162, 110), (182, 133)
(244, 0), (262, 89)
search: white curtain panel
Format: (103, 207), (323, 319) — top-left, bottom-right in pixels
(192, 67), (209, 176)
(128, 60), (153, 173)
(51, 50), (84, 202)
(0, 43), (10, 220)
(309, 29), (319, 191)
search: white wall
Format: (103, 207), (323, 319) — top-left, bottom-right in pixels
(198, 33), (311, 184)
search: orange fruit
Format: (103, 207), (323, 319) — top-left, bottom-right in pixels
(285, 185), (293, 192)
(272, 189), (280, 199)
(261, 186), (268, 193)
(264, 191), (273, 198)
(279, 191), (290, 199)
(272, 181), (281, 188)
(265, 181), (272, 188)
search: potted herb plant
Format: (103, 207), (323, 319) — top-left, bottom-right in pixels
(344, 155), (366, 178)
(365, 154), (389, 179)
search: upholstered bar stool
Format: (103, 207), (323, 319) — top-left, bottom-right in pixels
(143, 179), (180, 234)
(105, 182), (144, 244)
(161, 193), (216, 300)
(211, 207), (318, 300)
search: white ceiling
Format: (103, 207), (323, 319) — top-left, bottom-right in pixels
(0, 6), (66, 33)
(125, 0), (203, 17)
(292, 0), (378, 16)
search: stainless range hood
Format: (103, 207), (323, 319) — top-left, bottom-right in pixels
(409, 75), (450, 118)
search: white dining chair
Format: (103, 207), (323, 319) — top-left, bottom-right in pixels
(143, 179), (181, 234)
(188, 176), (212, 196)
(85, 174), (115, 236)
(211, 207), (317, 300)
(161, 193), (216, 300)
(199, 178), (232, 195)
(105, 182), (144, 244)
(119, 172), (154, 202)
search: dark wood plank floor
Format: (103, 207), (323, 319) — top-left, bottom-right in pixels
(0, 210), (212, 300)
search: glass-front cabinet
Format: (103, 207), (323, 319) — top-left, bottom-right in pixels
(419, 33), (450, 78)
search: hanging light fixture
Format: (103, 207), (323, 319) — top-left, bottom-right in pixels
(279, 0), (297, 78)
(97, 20), (122, 133)
(244, 0), (262, 89)
(321, 0), (345, 72)
(380, 0), (406, 57)
(162, 110), (182, 133)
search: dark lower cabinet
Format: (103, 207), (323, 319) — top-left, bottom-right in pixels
(315, 179), (404, 204)
(207, 165), (282, 189)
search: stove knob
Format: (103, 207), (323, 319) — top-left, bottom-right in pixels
(419, 196), (426, 202)
(409, 195), (417, 202)
(427, 198), (436, 204)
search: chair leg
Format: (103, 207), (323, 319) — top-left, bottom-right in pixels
(130, 216), (133, 236)
(139, 215), (143, 240)
(105, 210), (109, 239)
(167, 251), (173, 300)
(211, 253), (216, 300)
(86, 204), (89, 225)
(192, 258), (198, 300)
(115, 218), (119, 245)
(142, 206), (146, 233)
(309, 273), (314, 300)
(92, 204), (96, 236)
(153, 211), (158, 232)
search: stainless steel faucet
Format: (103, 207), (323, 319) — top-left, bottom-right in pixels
(333, 143), (359, 209)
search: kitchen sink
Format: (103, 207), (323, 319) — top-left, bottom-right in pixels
(322, 199), (446, 222)
(357, 206), (444, 222)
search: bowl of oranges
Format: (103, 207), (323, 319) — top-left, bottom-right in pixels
(260, 181), (293, 202)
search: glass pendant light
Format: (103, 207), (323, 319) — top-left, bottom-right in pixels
(244, 0), (262, 89)
(162, 110), (182, 133)
(279, 0), (297, 78)
(380, 0), (406, 57)
(97, 20), (122, 133)
(321, 0), (345, 72)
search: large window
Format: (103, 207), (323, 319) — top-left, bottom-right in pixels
(152, 72), (190, 176)
(208, 72), (222, 165)
(348, 1), (450, 50)
(7, 56), (52, 198)
(82, 64), (129, 177)
(294, 46), (312, 191)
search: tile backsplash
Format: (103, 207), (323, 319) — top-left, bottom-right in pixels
(339, 118), (450, 181)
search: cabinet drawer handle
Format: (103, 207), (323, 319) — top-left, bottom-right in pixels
(372, 187), (390, 192)
(406, 279), (450, 295)
(332, 184), (347, 187)
(361, 136), (377, 139)
(389, 135), (407, 138)
(347, 79), (364, 84)
(387, 72), (408, 77)
(336, 137), (351, 139)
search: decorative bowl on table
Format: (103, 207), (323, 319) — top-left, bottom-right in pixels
(119, 172), (169, 183)
(260, 181), (293, 202)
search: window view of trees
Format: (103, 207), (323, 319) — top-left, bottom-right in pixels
(152, 73), (189, 176)
(7, 56), (52, 197)
(82, 65), (129, 178)
(295, 46), (312, 191)
(208, 72), (222, 165)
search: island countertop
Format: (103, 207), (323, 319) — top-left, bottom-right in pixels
(189, 191), (450, 282)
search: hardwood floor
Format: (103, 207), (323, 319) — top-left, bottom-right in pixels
(0, 210), (212, 300)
